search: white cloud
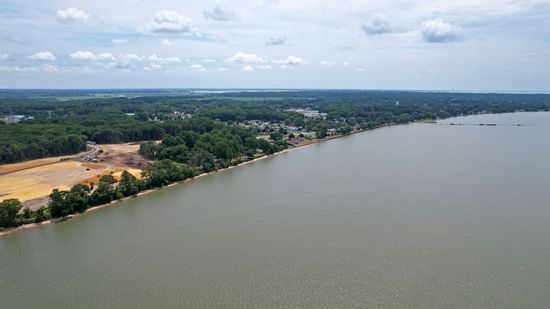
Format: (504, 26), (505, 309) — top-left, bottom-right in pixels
(0, 53), (8, 61)
(265, 36), (287, 46)
(97, 53), (115, 61)
(203, 3), (237, 21)
(190, 64), (207, 72)
(70, 51), (116, 61)
(143, 64), (163, 71)
(42, 64), (59, 73)
(0, 66), (37, 73)
(148, 54), (182, 64)
(421, 18), (464, 43)
(242, 65), (254, 72)
(320, 61), (336, 66)
(70, 51), (98, 60)
(258, 65), (272, 70)
(56, 8), (89, 23)
(226, 52), (266, 64)
(361, 13), (392, 35)
(29, 51), (56, 61)
(124, 54), (146, 62)
(272, 56), (305, 65)
(161, 39), (172, 46)
(218, 67), (229, 71)
(342, 62), (350, 66)
(112, 39), (128, 45)
(165, 57), (182, 63)
(143, 10), (199, 35)
(202, 58), (216, 63)
(357, 68), (365, 72)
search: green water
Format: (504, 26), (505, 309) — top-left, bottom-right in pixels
(1, 112), (550, 308)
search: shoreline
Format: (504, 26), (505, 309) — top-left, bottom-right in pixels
(0, 132), (339, 237)
(2, 110), (528, 237)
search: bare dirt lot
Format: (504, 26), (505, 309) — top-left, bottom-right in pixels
(0, 143), (147, 210)
(96, 143), (151, 169)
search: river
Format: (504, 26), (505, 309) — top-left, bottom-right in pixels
(1, 112), (550, 308)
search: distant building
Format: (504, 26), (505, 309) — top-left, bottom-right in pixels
(286, 107), (327, 119)
(3, 114), (31, 124)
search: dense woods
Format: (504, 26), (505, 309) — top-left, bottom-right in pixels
(2, 90), (549, 164)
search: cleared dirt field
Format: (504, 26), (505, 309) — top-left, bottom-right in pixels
(0, 143), (146, 210)
(97, 143), (151, 169)
(0, 161), (108, 208)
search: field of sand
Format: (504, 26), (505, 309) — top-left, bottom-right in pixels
(0, 161), (108, 208)
(0, 143), (146, 210)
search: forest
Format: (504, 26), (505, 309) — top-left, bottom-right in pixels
(1, 90), (550, 164)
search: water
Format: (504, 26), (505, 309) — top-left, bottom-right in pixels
(1, 112), (550, 308)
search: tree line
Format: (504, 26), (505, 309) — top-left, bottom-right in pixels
(2, 91), (550, 164)
(0, 161), (200, 229)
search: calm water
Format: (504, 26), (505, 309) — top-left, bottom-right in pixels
(1, 112), (550, 308)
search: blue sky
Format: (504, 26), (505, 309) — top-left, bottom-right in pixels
(1, 0), (549, 91)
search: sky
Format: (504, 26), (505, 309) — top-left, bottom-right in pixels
(1, 0), (549, 91)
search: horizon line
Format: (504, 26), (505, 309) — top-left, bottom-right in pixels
(1, 87), (550, 95)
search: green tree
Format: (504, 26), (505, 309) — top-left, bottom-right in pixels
(90, 182), (116, 205)
(49, 189), (73, 218)
(99, 174), (117, 185)
(35, 207), (51, 223)
(0, 199), (22, 228)
(23, 207), (32, 220)
(118, 171), (140, 197)
(68, 184), (91, 213)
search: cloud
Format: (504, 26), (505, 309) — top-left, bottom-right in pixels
(165, 57), (182, 63)
(242, 65), (254, 72)
(202, 59), (216, 63)
(148, 54), (182, 64)
(56, 8), (89, 23)
(161, 39), (172, 46)
(190, 64), (207, 72)
(123, 54), (146, 62)
(102, 53), (150, 70)
(265, 36), (287, 46)
(0, 53), (10, 61)
(42, 64), (59, 73)
(258, 65), (272, 70)
(98, 53), (115, 60)
(226, 52), (266, 64)
(421, 18), (464, 43)
(272, 56), (305, 65)
(143, 10), (199, 35)
(70, 51), (116, 61)
(29, 51), (56, 61)
(218, 67), (229, 71)
(361, 13), (392, 35)
(70, 51), (98, 60)
(144, 63), (163, 71)
(203, 3), (237, 21)
(357, 68), (365, 72)
(0, 66), (38, 73)
(320, 61), (349, 67)
(112, 39), (128, 45)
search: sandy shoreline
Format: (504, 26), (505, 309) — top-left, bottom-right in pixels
(0, 136), (330, 237)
